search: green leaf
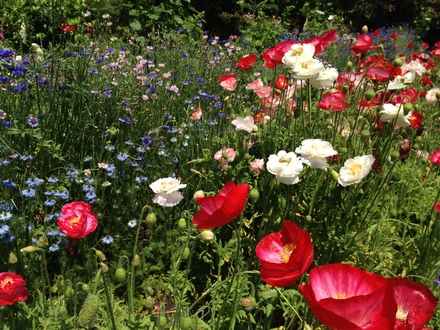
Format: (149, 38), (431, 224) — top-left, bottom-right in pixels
(129, 20), (142, 31)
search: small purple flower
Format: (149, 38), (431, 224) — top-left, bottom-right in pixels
(141, 135), (152, 147)
(2, 121), (12, 128)
(28, 116), (38, 127)
(2, 179), (16, 188)
(117, 152), (128, 161)
(119, 117), (132, 125)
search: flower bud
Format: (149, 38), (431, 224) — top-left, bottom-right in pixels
(182, 247), (190, 260)
(361, 25), (368, 34)
(182, 317), (192, 330)
(330, 169), (339, 182)
(200, 230), (214, 242)
(435, 91), (440, 101)
(20, 246), (37, 253)
(100, 262), (109, 273)
(144, 296), (155, 309)
(241, 297), (256, 312)
(82, 283), (90, 293)
(133, 254), (141, 267)
(403, 102), (413, 112)
(393, 57), (405, 68)
(390, 150), (400, 161)
(346, 61), (353, 70)
(115, 267), (126, 282)
(361, 130), (371, 138)
(38, 236), (48, 248)
(145, 213), (157, 227)
(248, 188), (260, 203)
(77, 294), (100, 328)
(193, 190), (205, 200)
(94, 249), (106, 261)
(177, 218), (187, 230)
(364, 89), (375, 101)
(9, 252), (18, 264)
(59, 305), (68, 319)
(157, 315), (167, 327)
(65, 287), (75, 297)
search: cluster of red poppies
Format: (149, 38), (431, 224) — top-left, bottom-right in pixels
(60, 23), (76, 34)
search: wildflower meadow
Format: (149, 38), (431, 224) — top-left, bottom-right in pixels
(0, 11), (440, 330)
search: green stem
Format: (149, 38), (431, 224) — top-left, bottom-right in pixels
(102, 272), (117, 330)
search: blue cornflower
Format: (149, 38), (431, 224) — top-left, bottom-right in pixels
(2, 179), (16, 188)
(84, 156), (93, 162)
(0, 202), (14, 211)
(119, 117), (132, 125)
(128, 219), (137, 228)
(53, 191), (69, 200)
(101, 236), (114, 244)
(1, 233), (14, 243)
(85, 192), (96, 200)
(103, 88), (112, 98)
(214, 101), (222, 108)
(82, 185), (94, 193)
(0, 159), (9, 167)
(106, 164), (116, 176)
(435, 271), (440, 286)
(28, 116), (38, 127)
(137, 147), (146, 153)
(197, 77), (205, 84)
(0, 224), (9, 234)
(47, 177), (58, 183)
(66, 168), (79, 180)
(46, 230), (58, 236)
(2, 121), (12, 128)
(104, 145), (115, 151)
(88, 69), (98, 74)
(20, 155), (33, 161)
(117, 152), (129, 161)
(125, 141), (134, 146)
(0, 76), (8, 83)
(84, 178), (94, 183)
(0, 211), (12, 221)
(26, 177), (41, 187)
(49, 244), (60, 252)
(22, 188), (36, 198)
(44, 199), (56, 207)
(141, 135), (152, 147)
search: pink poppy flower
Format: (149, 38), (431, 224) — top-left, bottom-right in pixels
(317, 92), (348, 111)
(428, 148), (440, 165)
(190, 107), (202, 120)
(219, 73), (237, 91)
(214, 148), (235, 170)
(57, 202), (98, 239)
(246, 78), (264, 91)
(249, 158), (265, 174)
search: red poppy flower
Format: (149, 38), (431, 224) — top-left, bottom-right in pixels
(0, 272), (28, 306)
(237, 54), (257, 71)
(192, 181), (249, 229)
(365, 67), (390, 82)
(373, 29), (381, 36)
(317, 92), (348, 111)
(255, 220), (314, 287)
(275, 75), (288, 90)
(408, 111), (423, 129)
(350, 34), (379, 56)
(262, 40), (297, 68)
(219, 73), (237, 91)
(435, 203), (440, 213)
(389, 277), (438, 329)
(299, 264), (397, 330)
(303, 30), (338, 56)
(429, 48), (440, 58)
(57, 201), (98, 239)
(390, 33), (398, 40)
(429, 148), (440, 165)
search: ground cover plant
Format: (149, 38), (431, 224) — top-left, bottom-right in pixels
(0, 12), (439, 330)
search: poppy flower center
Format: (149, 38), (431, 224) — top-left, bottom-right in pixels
(349, 163), (363, 175)
(279, 157), (292, 164)
(291, 48), (304, 56)
(1, 278), (13, 288)
(280, 242), (296, 263)
(69, 216), (81, 226)
(396, 306), (408, 322)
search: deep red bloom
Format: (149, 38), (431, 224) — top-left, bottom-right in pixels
(262, 40), (297, 68)
(394, 88), (418, 104)
(57, 201), (98, 239)
(302, 30), (338, 56)
(317, 92), (348, 111)
(390, 33), (398, 40)
(407, 42), (413, 49)
(421, 76), (433, 87)
(350, 34), (379, 55)
(299, 264), (397, 330)
(237, 54), (257, 71)
(435, 203), (440, 213)
(422, 42), (429, 49)
(429, 48), (440, 58)
(255, 220), (314, 287)
(408, 111), (423, 129)
(275, 75), (288, 90)
(219, 73), (236, 83)
(373, 29), (381, 36)
(389, 277), (438, 329)
(192, 181), (249, 229)
(0, 272), (28, 306)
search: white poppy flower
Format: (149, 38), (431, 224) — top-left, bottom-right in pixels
(380, 103), (410, 127)
(266, 150), (304, 185)
(310, 67), (339, 89)
(282, 43), (316, 69)
(295, 139), (338, 169)
(231, 116), (256, 133)
(338, 155), (375, 187)
(150, 177), (186, 207)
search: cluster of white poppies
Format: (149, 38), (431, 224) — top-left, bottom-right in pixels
(266, 139), (375, 187)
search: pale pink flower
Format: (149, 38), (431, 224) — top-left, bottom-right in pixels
(249, 159), (265, 174)
(220, 77), (237, 91)
(142, 95), (149, 101)
(425, 87), (440, 104)
(98, 163), (108, 169)
(214, 148), (235, 170)
(190, 107), (202, 120)
(246, 78), (264, 90)
(255, 86), (272, 98)
(231, 116), (255, 133)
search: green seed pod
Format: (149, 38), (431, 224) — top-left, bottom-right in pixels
(177, 218), (187, 230)
(361, 130), (370, 138)
(77, 294), (100, 328)
(157, 315), (167, 327)
(20, 246), (37, 253)
(364, 89), (375, 101)
(248, 188), (260, 204)
(403, 102), (413, 112)
(330, 169), (339, 182)
(146, 286), (155, 296)
(146, 213), (157, 227)
(144, 296), (155, 309)
(393, 57), (405, 68)
(65, 287), (75, 297)
(115, 268), (126, 282)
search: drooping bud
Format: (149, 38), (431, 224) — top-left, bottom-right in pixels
(435, 91), (440, 101)
(59, 305), (68, 319)
(82, 283), (90, 293)
(403, 102), (413, 112)
(248, 188), (260, 203)
(361, 130), (371, 139)
(144, 296), (155, 309)
(115, 268), (126, 282)
(200, 230), (214, 242)
(133, 254), (141, 267)
(94, 249), (106, 262)
(99, 262), (109, 273)
(182, 247), (190, 260)
(330, 169), (339, 182)
(145, 213), (157, 227)
(177, 218), (187, 230)
(20, 246), (37, 253)
(193, 190), (205, 200)
(77, 294), (100, 328)
(38, 236), (48, 248)
(182, 317), (192, 330)
(393, 57), (405, 68)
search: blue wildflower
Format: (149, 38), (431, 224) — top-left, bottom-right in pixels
(49, 244), (60, 252)
(119, 117), (132, 124)
(0, 211), (12, 221)
(2, 179), (16, 188)
(21, 188), (36, 198)
(128, 219), (137, 228)
(117, 152), (129, 161)
(47, 177), (58, 183)
(101, 236), (114, 244)
(0, 224), (9, 234)
(26, 177), (41, 187)
(1, 233), (14, 243)
(44, 199), (57, 207)
(104, 145), (115, 151)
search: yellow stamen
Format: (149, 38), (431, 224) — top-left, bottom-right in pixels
(1, 277), (14, 288)
(280, 242), (296, 263)
(69, 217), (80, 226)
(349, 164), (363, 175)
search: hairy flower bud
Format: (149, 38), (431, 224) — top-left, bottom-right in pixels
(241, 297), (256, 312)
(82, 284), (90, 293)
(200, 230), (214, 242)
(20, 246), (37, 253)
(248, 188), (260, 203)
(182, 247), (190, 260)
(9, 252), (18, 264)
(94, 249), (106, 261)
(115, 268), (126, 282)
(77, 294), (100, 328)
(133, 254), (141, 267)
(330, 169), (339, 182)
(364, 89), (375, 101)
(177, 218), (187, 230)
(193, 190), (205, 200)
(393, 57), (405, 68)
(145, 213), (157, 227)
